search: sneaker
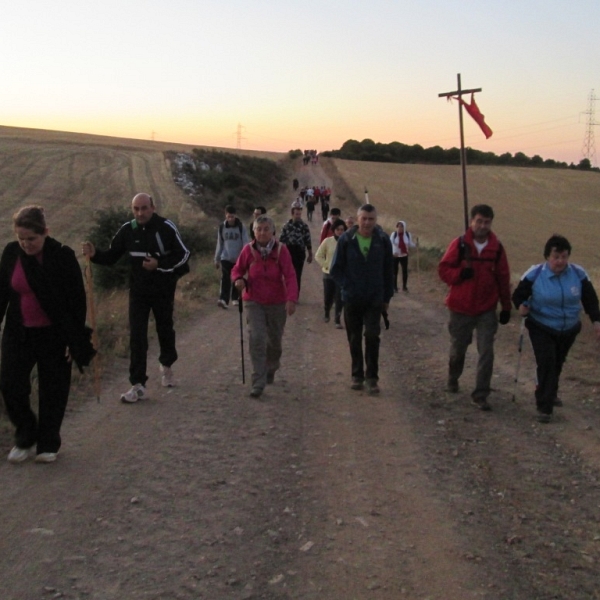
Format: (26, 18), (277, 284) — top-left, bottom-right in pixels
(7, 446), (35, 463)
(249, 387), (263, 398)
(120, 383), (148, 403)
(35, 452), (58, 463)
(350, 378), (364, 391)
(446, 379), (459, 393)
(335, 322), (344, 329)
(232, 300), (239, 306)
(217, 299), (228, 309)
(266, 372), (275, 385)
(365, 379), (380, 395)
(160, 365), (175, 388)
(537, 412), (552, 423)
(471, 397), (492, 411)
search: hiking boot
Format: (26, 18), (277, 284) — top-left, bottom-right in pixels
(249, 387), (263, 398)
(160, 365), (175, 388)
(350, 378), (364, 391)
(35, 452), (58, 463)
(7, 446), (35, 463)
(472, 397), (492, 411)
(446, 379), (459, 393)
(217, 299), (228, 309)
(365, 379), (380, 395)
(537, 412), (552, 423)
(121, 383), (148, 403)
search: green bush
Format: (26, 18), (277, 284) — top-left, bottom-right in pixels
(87, 207), (131, 290)
(87, 210), (213, 291)
(288, 149), (303, 159)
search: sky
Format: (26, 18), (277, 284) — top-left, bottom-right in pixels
(2, 1), (600, 165)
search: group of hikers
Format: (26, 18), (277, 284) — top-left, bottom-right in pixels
(2, 186), (600, 464)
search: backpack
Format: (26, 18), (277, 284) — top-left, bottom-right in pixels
(457, 235), (503, 265)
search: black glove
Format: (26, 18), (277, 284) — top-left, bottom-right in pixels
(499, 310), (511, 325)
(460, 267), (474, 280)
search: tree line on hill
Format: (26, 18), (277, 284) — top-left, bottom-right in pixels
(320, 139), (597, 171)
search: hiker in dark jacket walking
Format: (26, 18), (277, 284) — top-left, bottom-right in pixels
(512, 234), (600, 423)
(279, 207), (313, 294)
(82, 193), (189, 402)
(0, 206), (93, 463)
(330, 204), (394, 395)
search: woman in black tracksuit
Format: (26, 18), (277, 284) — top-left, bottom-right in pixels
(0, 206), (92, 463)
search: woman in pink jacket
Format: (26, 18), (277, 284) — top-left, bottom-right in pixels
(232, 216), (298, 398)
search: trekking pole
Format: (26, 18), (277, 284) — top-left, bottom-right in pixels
(512, 317), (526, 403)
(416, 236), (421, 287)
(84, 257), (101, 402)
(238, 298), (246, 384)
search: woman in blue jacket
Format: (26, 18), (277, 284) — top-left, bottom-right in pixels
(512, 235), (600, 423)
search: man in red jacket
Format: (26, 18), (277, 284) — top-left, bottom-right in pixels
(438, 204), (511, 411)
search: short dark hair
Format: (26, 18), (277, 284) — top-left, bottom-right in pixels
(254, 206), (266, 214)
(544, 234), (571, 258)
(331, 218), (347, 232)
(470, 204), (494, 220)
(358, 203), (376, 214)
(225, 205), (236, 214)
(329, 207), (341, 216)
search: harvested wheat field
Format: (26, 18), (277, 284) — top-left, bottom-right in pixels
(325, 157), (600, 284)
(1, 127), (600, 599)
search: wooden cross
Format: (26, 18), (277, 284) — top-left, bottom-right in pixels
(438, 73), (483, 230)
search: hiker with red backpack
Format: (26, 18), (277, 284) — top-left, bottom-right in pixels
(232, 216), (298, 398)
(438, 204), (511, 411)
(214, 205), (249, 309)
(512, 234), (600, 423)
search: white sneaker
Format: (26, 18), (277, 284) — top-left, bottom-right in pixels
(217, 299), (228, 309)
(120, 383), (148, 403)
(7, 446), (35, 463)
(35, 452), (58, 463)
(232, 300), (239, 306)
(160, 365), (175, 387)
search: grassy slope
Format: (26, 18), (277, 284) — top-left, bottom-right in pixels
(330, 159), (600, 285)
(0, 125), (284, 247)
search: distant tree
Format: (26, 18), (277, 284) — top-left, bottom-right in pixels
(288, 149), (302, 159)
(530, 155), (544, 167)
(578, 158), (592, 170)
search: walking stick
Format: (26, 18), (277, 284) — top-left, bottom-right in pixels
(238, 298), (246, 384)
(84, 257), (101, 402)
(512, 317), (526, 403)
(416, 236), (420, 287)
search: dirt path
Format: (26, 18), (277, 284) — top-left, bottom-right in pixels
(1, 163), (600, 599)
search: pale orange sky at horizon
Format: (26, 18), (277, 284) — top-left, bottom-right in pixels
(2, 1), (599, 166)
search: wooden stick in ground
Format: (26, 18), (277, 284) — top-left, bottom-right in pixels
(84, 257), (101, 402)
